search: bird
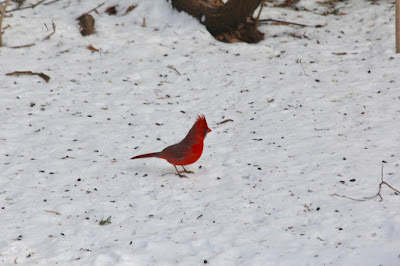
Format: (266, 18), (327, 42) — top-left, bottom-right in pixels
(130, 114), (211, 178)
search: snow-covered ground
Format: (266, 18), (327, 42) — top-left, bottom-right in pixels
(1, 0), (400, 265)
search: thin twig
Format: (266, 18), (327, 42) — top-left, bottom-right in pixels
(82, 2), (104, 16)
(167, 65), (181, 76)
(6, 0), (45, 12)
(30, 0), (45, 8)
(6, 71), (50, 82)
(217, 119), (233, 125)
(258, 19), (324, 28)
(44, 0), (61, 5)
(382, 181), (400, 194)
(44, 210), (61, 215)
(332, 193), (368, 202)
(10, 43), (35, 48)
(255, 0), (266, 28)
(42, 21), (56, 41)
(333, 166), (399, 202)
(297, 59), (308, 76)
(0, 0), (10, 46)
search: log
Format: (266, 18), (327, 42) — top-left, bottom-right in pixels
(171, 0), (265, 43)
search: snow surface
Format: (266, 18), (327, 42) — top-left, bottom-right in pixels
(1, 0), (400, 265)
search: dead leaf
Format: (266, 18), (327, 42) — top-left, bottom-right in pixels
(105, 5), (117, 15)
(124, 5), (137, 15)
(87, 45), (99, 52)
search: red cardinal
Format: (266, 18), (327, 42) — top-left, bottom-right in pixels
(130, 114), (211, 178)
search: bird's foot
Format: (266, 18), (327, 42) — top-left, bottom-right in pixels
(162, 172), (188, 178)
(181, 166), (194, 174)
(182, 170), (194, 174)
(174, 165), (191, 178)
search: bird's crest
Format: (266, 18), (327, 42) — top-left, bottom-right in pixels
(196, 113), (207, 124)
(196, 113), (209, 128)
(194, 113), (211, 135)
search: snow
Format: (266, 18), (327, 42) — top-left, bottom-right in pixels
(1, 0), (400, 265)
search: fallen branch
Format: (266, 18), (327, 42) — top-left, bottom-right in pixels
(333, 166), (400, 202)
(258, 18), (324, 28)
(42, 21), (56, 41)
(6, 71), (50, 82)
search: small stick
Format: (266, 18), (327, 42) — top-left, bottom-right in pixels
(333, 166), (400, 202)
(44, 210), (61, 215)
(167, 65), (181, 76)
(0, 0), (10, 46)
(44, 0), (61, 5)
(217, 119), (233, 125)
(42, 21), (56, 41)
(10, 43), (35, 48)
(332, 193), (368, 202)
(6, 71), (50, 82)
(31, 0), (45, 8)
(82, 2), (104, 16)
(297, 59), (308, 76)
(258, 19), (323, 28)
(255, 0), (266, 28)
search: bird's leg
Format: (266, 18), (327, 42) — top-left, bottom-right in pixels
(173, 165), (187, 178)
(181, 166), (194, 174)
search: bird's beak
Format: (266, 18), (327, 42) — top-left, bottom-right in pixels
(207, 128), (211, 133)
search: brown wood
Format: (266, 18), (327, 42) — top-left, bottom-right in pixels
(171, 0), (264, 43)
(6, 71), (50, 82)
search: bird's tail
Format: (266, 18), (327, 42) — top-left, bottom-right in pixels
(130, 152), (164, 160)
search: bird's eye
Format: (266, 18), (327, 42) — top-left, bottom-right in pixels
(203, 129), (208, 134)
